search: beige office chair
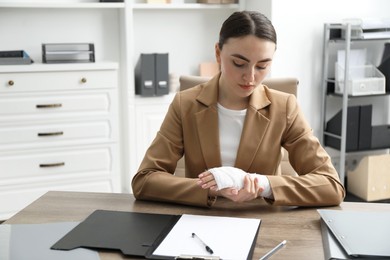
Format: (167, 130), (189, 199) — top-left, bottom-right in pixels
(175, 75), (299, 177)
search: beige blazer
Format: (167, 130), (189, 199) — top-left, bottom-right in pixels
(132, 74), (345, 207)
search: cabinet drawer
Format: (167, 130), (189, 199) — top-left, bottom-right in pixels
(0, 121), (112, 146)
(0, 92), (114, 118)
(0, 148), (112, 180)
(0, 69), (117, 93)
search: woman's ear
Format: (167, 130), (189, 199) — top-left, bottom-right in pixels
(215, 43), (221, 65)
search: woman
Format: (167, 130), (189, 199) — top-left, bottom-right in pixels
(132, 11), (345, 207)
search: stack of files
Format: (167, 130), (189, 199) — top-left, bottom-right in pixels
(51, 210), (261, 259)
(42, 43), (95, 63)
(318, 209), (390, 260)
(0, 50), (33, 65)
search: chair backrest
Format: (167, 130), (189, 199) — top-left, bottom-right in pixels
(179, 75), (298, 97)
(175, 75), (299, 177)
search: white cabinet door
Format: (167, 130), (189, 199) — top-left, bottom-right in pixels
(134, 96), (173, 167)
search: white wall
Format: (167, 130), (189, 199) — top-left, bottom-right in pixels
(254, 0), (390, 137)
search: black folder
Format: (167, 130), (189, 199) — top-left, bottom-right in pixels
(51, 210), (180, 257)
(51, 210), (260, 259)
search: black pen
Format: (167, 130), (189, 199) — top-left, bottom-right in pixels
(191, 232), (214, 254)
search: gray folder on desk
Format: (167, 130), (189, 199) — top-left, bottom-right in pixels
(318, 209), (390, 259)
(0, 222), (98, 260)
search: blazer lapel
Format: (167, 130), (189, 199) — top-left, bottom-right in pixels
(195, 75), (222, 168)
(235, 86), (271, 171)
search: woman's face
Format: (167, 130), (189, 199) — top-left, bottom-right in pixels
(216, 35), (276, 99)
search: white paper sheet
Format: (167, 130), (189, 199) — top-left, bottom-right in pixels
(152, 214), (261, 260)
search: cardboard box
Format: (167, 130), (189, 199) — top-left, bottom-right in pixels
(199, 61), (219, 77)
(347, 154), (390, 201)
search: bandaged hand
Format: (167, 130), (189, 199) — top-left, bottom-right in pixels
(198, 166), (273, 198)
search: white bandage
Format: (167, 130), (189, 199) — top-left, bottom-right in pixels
(208, 166), (273, 198)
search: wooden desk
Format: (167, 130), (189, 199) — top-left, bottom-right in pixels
(4, 191), (390, 260)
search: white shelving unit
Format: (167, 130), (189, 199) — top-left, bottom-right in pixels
(320, 23), (390, 184)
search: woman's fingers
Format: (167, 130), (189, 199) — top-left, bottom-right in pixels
(198, 171), (217, 190)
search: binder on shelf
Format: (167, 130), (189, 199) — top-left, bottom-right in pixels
(155, 53), (169, 96)
(135, 53), (156, 96)
(42, 43), (95, 64)
(371, 125), (390, 149)
(358, 105), (372, 150)
(325, 106), (360, 151)
(51, 210), (261, 259)
(135, 53), (169, 97)
(0, 50), (33, 65)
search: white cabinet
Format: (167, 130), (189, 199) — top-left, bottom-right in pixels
(0, 63), (121, 219)
(0, 0), (271, 210)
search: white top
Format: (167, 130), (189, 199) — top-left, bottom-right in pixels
(217, 103), (246, 167)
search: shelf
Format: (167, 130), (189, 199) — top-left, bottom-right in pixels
(0, 62), (119, 73)
(132, 3), (239, 10)
(328, 24), (390, 42)
(0, 2), (125, 8)
(325, 145), (390, 154)
(327, 91), (390, 98)
(325, 80), (390, 98)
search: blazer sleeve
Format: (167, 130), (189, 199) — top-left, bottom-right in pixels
(266, 95), (346, 206)
(131, 93), (211, 207)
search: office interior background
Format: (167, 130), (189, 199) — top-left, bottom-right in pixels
(0, 0), (390, 219)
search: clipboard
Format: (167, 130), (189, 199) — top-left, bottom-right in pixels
(51, 210), (261, 260)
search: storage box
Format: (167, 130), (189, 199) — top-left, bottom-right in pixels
(199, 61), (219, 77)
(42, 43), (95, 64)
(335, 63), (386, 96)
(347, 154), (390, 201)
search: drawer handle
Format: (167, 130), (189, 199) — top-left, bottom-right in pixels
(39, 162), (65, 168)
(38, 131), (64, 137)
(8, 80), (14, 86)
(36, 103), (62, 109)
(81, 77), (87, 84)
